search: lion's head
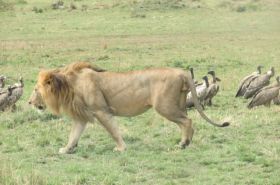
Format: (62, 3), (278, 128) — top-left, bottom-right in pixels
(28, 87), (46, 111)
(29, 61), (105, 120)
(35, 70), (74, 116)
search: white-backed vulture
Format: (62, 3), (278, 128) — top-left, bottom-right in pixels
(189, 67), (199, 85)
(0, 75), (6, 92)
(0, 86), (12, 111)
(4, 77), (24, 111)
(247, 76), (280, 109)
(273, 93), (280, 105)
(186, 76), (209, 108)
(236, 65), (263, 97)
(205, 71), (221, 106)
(244, 67), (275, 99)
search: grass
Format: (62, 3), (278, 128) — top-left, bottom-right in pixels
(0, 0), (280, 184)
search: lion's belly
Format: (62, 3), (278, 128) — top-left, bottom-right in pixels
(111, 104), (151, 117)
(106, 88), (152, 117)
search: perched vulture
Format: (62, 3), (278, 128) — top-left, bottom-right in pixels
(0, 86), (12, 111)
(186, 76), (209, 108)
(4, 77), (24, 111)
(0, 75), (6, 92)
(205, 71), (221, 106)
(236, 65), (263, 97)
(273, 93), (280, 105)
(247, 76), (280, 109)
(244, 67), (275, 99)
(189, 67), (199, 85)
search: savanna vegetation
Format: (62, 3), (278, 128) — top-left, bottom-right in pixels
(0, 0), (280, 184)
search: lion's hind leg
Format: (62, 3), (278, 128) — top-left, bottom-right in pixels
(95, 111), (126, 152)
(177, 118), (194, 148)
(154, 103), (194, 149)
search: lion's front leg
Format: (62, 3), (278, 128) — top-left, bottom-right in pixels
(95, 111), (126, 152)
(59, 121), (87, 154)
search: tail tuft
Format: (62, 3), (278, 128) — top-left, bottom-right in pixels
(221, 122), (230, 127)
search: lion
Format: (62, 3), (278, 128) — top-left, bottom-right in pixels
(30, 62), (229, 154)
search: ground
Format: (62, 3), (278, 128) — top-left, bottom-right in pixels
(0, 0), (280, 184)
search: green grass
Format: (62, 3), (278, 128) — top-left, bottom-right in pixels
(1, 0), (280, 184)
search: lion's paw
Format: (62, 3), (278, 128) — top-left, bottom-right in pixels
(59, 147), (72, 154)
(59, 147), (68, 154)
(175, 140), (191, 150)
(175, 144), (184, 150)
(113, 145), (126, 152)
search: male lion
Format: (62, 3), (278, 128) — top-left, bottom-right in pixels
(31, 62), (229, 154)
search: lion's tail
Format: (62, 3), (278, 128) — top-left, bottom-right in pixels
(184, 71), (230, 127)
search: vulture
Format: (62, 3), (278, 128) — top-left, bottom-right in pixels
(13, 77), (24, 88)
(244, 67), (275, 99)
(247, 76), (280, 109)
(205, 71), (221, 106)
(189, 67), (198, 85)
(236, 65), (263, 97)
(273, 95), (280, 105)
(0, 86), (12, 111)
(4, 77), (24, 111)
(186, 76), (209, 108)
(0, 75), (6, 92)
